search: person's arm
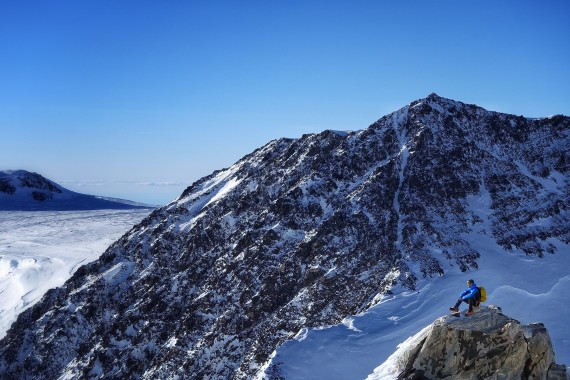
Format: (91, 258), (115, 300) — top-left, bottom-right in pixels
(462, 287), (476, 300)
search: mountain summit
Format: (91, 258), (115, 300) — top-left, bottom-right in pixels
(0, 170), (153, 210)
(0, 95), (568, 379)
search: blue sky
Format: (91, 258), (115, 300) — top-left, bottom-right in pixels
(1, 1), (569, 205)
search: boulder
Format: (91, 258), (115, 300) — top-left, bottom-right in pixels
(385, 305), (568, 380)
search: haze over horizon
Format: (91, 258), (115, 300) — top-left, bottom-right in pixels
(1, 1), (569, 205)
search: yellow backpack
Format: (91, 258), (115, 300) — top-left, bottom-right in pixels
(478, 286), (487, 302)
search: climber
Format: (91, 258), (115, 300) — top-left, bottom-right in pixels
(449, 279), (480, 316)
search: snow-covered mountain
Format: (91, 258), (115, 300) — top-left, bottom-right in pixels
(0, 170), (154, 210)
(0, 94), (568, 379)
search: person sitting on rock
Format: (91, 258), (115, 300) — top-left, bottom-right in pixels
(449, 279), (480, 316)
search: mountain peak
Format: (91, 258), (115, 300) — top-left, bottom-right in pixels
(426, 92), (441, 100)
(406, 92), (464, 110)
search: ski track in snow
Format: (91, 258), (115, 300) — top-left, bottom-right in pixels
(0, 209), (151, 339)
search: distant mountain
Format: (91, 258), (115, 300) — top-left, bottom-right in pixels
(0, 170), (154, 210)
(0, 94), (568, 379)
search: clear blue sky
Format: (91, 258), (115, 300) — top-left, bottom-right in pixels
(1, 1), (569, 205)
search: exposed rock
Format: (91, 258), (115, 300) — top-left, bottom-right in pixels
(390, 306), (568, 380)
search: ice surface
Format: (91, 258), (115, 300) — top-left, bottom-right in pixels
(0, 209), (150, 339)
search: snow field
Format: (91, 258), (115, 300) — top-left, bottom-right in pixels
(0, 210), (151, 339)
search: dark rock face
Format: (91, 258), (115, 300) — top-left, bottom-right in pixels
(0, 178), (16, 194)
(18, 171), (63, 193)
(390, 306), (568, 380)
(0, 95), (568, 379)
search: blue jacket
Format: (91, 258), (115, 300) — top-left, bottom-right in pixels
(461, 283), (479, 300)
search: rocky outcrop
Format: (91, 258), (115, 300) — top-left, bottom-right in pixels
(384, 306), (568, 380)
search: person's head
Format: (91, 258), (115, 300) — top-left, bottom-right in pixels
(467, 279), (474, 286)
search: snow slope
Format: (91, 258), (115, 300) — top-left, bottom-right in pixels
(0, 209), (151, 339)
(267, 188), (570, 379)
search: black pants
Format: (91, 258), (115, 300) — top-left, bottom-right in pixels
(454, 297), (478, 312)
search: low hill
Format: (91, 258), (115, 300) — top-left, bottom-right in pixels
(0, 170), (154, 210)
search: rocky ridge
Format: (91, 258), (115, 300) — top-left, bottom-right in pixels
(372, 305), (568, 380)
(0, 94), (568, 379)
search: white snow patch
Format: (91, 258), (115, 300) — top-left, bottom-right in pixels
(205, 176), (242, 208)
(342, 317), (361, 333)
(294, 328), (309, 341)
(366, 324), (433, 379)
(101, 261), (134, 285)
(165, 336), (178, 348)
(514, 161), (565, 194)
(176, 167), (241, 232)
